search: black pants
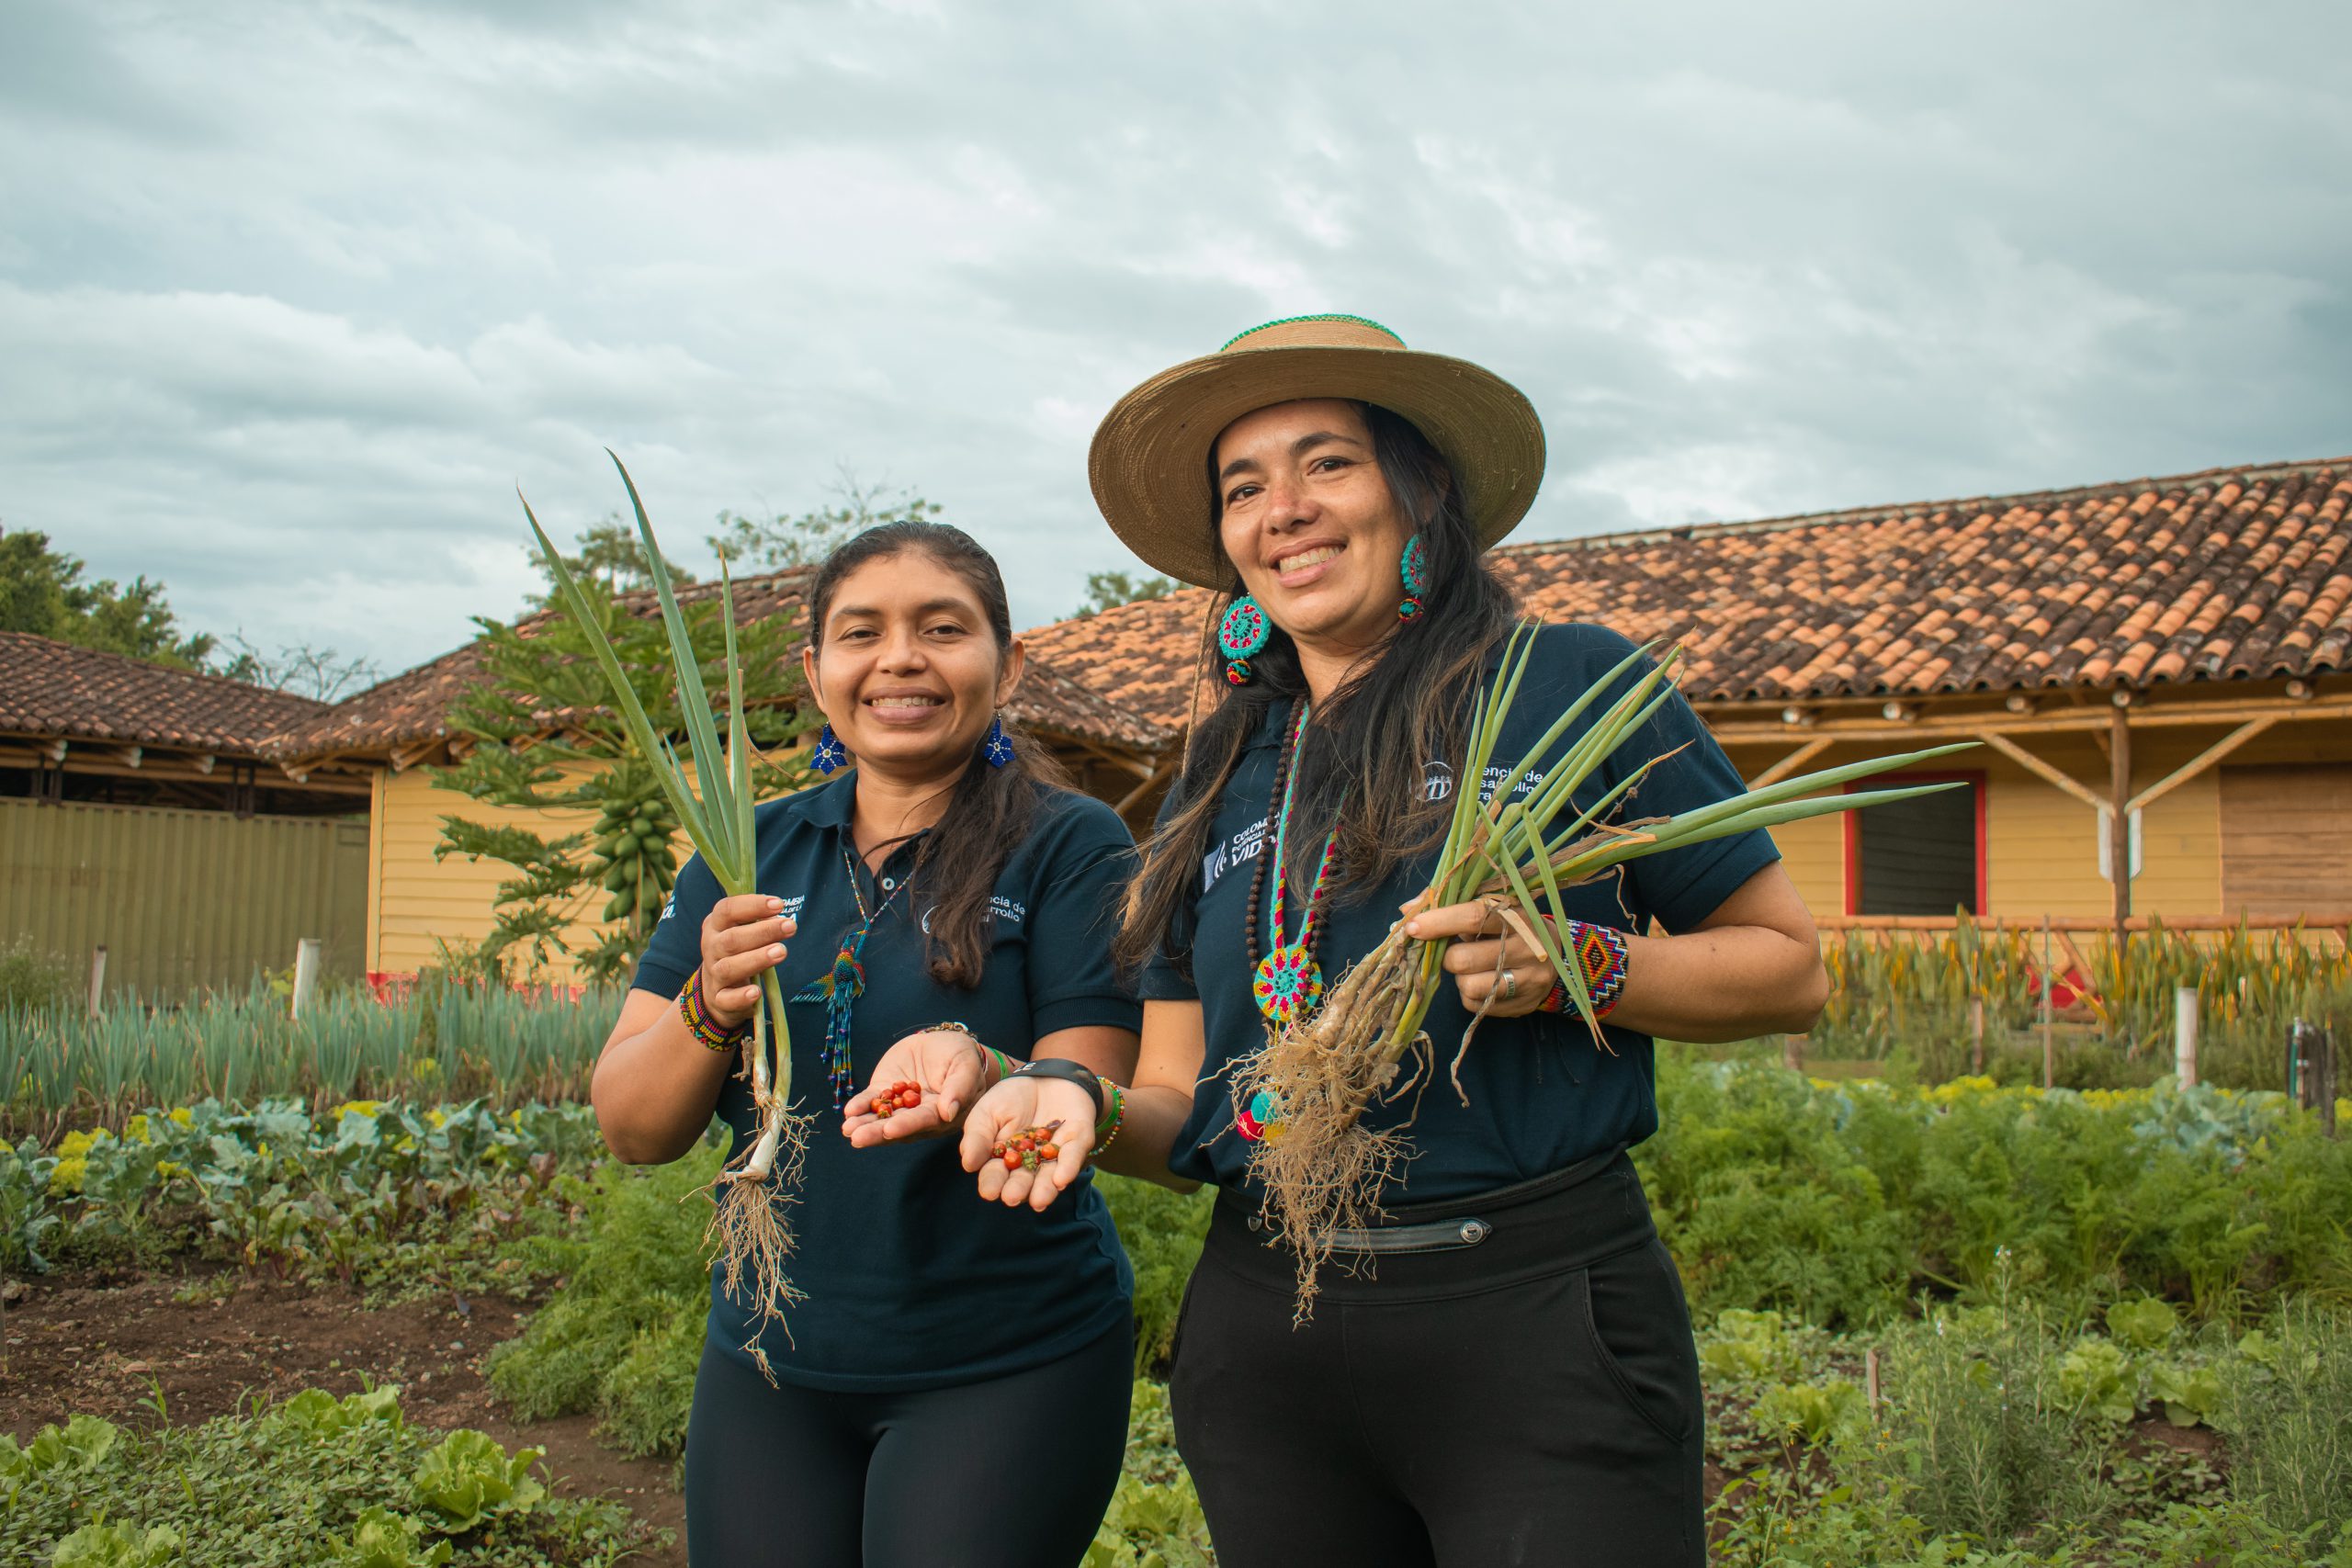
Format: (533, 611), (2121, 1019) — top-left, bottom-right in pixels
(684, 1311), (1133, 1567)
(1170, 1153), (1703, 1568)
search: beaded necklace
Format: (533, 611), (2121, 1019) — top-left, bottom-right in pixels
(791, 837), (914, 1111)
(1245, 701), (1341, 1027)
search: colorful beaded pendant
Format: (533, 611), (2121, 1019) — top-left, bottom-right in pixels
(1251, 944), (1324, 1025)
(1248, 702), (1340, 1028)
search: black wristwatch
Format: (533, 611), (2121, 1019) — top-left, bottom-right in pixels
(1010, 1056), (1106, 1119)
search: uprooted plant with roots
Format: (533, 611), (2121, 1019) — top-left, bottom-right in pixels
(1233, 623), (1973, 1318)
(524, 452), (808, 1339)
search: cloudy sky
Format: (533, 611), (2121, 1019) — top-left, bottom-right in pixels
(5, 0), (2348, 680)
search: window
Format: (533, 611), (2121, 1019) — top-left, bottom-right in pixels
(1844, 773), (1984, 917)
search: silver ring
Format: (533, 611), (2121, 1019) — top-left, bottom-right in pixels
(1500, 969), (1519, 1001)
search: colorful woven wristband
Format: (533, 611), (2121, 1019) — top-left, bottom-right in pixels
(1539, 919), (1631, 1020)
(679, 969), (750, 1052)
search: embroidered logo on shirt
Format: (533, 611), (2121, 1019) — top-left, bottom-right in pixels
(1421, 761), (1454, 802)
(1478, 765), (1545, 805)
(918, 897), (1024, 935)
(1202, 816), (1269, 893)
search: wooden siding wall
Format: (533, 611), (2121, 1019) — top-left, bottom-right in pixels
(1730, 717), (2352, 924)
(369, 765), (612, 978)
(0, 798), (368, 998)
(2220, 764), (2352, 915)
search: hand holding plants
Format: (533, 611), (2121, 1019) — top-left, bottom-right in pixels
(1404, 897), (1558, 1019)
(697, 896), (797, 1030)
(840, 1029), (991, 1147)
(959, 1076), (1096, 1211)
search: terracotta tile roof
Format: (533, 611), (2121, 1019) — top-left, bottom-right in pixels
(0, 631), (329, 753)
(271, 567), (1167, 762)
(1023, 457), (2352, 729)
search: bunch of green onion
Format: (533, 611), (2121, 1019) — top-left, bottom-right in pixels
(523, 453), (804, 1334)
(1235, 621), (1973, 1314)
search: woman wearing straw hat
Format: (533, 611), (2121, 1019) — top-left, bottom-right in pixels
(959, 316), (1829, 1565)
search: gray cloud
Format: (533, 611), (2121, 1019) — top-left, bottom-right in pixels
(3, 0), (2347, 675)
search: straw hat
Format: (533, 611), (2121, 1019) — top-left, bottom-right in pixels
(1088, 314), (1546, 589)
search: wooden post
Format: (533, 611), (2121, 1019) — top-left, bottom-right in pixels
(290, 938), (323, 1021)
(2174, 987), (2199, 1088)
(1783, 1032), (1806, 1072)
(1865, 1348), (1881, 1412)
(1969, 997), (1985, 1074)
(2322, 1027), (2339, 1140)
(2041, 914), (2055, 1089)
(2109, 705), (2132, 972)
(86, 947), (107, 1014)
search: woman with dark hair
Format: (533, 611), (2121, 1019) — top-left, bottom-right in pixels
(961, 316), (1831, 1566)
(591, 521), (1139, 1567)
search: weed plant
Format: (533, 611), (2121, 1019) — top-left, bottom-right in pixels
(0, 939), (76, 1012)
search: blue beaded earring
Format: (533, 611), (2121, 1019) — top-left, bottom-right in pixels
(1398, 536), (1430, 621)
(981, 716), (1014, 768)
(1218, 594), (1271, 684)
(810, 722), (848, 775)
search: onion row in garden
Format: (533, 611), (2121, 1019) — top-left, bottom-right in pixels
(1234, 624), (1977, 1314)
(522, 453), (808, 1340)
(0, 984), (618, 1139)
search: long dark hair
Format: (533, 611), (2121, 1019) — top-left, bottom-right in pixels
(1114, 402), (1517, 977)
(807, 521), (1068, 989)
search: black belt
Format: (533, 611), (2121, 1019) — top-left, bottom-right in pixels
(1206, 1146), (1653, 1302)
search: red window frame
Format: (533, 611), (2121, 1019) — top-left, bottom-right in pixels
(1842, 768), (1989, 918)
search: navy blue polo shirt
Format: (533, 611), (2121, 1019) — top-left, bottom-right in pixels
(1143, 623), (1781, 1204)
(631, 773), (1139, 1391)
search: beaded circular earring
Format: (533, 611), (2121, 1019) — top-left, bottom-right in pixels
(1398, 535), (1430, 620)
(1217, 594), (1271, 684)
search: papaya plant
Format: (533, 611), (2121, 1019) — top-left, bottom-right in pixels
(429, 547), (812, 981)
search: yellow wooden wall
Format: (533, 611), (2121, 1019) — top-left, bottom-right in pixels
(368, 765), (611, 977)
(1721, 722), (2352, 923)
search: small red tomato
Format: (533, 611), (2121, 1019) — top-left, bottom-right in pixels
(1040, 1143), (1060, 1160)
(898, 1089), (921, 1110)
(1001, 1150), (1022, 1171)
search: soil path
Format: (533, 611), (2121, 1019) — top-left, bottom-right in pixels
(0, 1270), (685, 1567)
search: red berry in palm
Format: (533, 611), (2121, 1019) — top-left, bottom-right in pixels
(1041, 1143), (1060, 1160)
(1001, 1150), (1022, 1171)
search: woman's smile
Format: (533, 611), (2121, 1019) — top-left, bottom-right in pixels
(863, 689), (950, 727)
(1269, 539), (1347, 588)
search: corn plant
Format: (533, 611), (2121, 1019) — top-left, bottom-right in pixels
(1235, 623), (1977, 1314)
(521, 452), (804, 1334)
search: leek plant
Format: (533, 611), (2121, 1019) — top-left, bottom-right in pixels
(521, 454), (807, 1333)
(1234, 624), (1976, 1314)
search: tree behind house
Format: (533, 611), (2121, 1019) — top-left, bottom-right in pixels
(705, 473), (942, 571)
(0, 525), (218, 669)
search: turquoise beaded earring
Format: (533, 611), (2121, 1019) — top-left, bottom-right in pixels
(1218, 594), (1271, 684)
(1398, 536), (1430, 620)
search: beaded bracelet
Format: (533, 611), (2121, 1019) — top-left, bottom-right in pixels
(679, 970), (750, 1053)
(1091, 1082), (1125, 1157)
(1537, 919), (1631, 1020)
